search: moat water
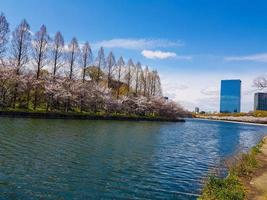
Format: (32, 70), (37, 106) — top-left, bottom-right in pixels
(0, 117), (267, 199)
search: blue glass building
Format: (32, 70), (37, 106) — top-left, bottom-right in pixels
(254, 93), (267, 111)
(220, 80), (241, 113)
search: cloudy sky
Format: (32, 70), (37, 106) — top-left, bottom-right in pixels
(1, 0), (267, 112)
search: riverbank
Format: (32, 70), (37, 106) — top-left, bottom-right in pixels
(199, 136), (267, 200)
(196, 115), (267, 125)
(0, 110), (185, 122)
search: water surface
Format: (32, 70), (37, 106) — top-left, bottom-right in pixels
(0, 117), (267, 199)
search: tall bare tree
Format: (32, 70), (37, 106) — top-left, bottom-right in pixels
(95, 47), (106, 84)
(125, 58), (134, 96)
(51, 31), (64, 80)
(67, 37), (80, 80)
(106, 51), (116, 88)
(10, 19), (31, 74)
(115, 56), (124, 99)
(32, 25), (50, 109)
(0, 12), (9, 65)
(32, 25), (50, 79)
(134, 62), (141, 95)
(10, 19), (31, 108)
(81, 42), (92, 83)
(153, 70), (162, 96)
(139, 67), (145, 95)
(142, 66), (149, 96)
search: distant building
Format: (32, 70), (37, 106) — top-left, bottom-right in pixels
(220, 79), (241, 113)
(254, 93), (267, 111)
(195, 107), (200, 113)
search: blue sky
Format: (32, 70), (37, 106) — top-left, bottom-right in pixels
(1, 0), (267, 111)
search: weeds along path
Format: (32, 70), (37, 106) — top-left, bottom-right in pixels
(248, 136), (267, 200)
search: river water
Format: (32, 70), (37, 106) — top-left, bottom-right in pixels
(0, 117), (267, 199)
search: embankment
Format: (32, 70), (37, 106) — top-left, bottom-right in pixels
(0, 110), (185, 122)
(199, 136), (267, 200)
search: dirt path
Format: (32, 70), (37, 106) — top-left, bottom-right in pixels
(248, 137), (267, 200)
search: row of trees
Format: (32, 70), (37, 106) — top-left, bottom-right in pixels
(0, 12), (184, 118)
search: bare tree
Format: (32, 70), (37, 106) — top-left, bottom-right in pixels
(139, 67), (145, 95)
(115, 56), (125, 99)
(254, 76), (267, 90)
(51, 31), (64, 79)
(10, 19), (31, 74)
(142, 66), (149, 96)
(95, 47), (105, 84)
(106, 51), (116, 88)
(0, 12), (9, 65)
(32, 25), (50, 79)
(125, 58), (134, 96)
(81, 42), (92, 83)
(32, 25), (50, 109)
(10, 19), (31, 108)
(134, 62), (141, 95)
(154, 70), (162, 96)
(67, 37), (80, 80)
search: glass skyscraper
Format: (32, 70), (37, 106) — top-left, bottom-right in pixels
(220, 80), (241, 113)
(254, 93), (267, 111)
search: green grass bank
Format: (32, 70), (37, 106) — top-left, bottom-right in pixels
(199, 138), (266, 200)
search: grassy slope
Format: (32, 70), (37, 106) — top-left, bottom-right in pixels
(199, 140), (265, 200)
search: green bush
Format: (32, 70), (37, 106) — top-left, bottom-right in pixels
(199, 175), (245, 200)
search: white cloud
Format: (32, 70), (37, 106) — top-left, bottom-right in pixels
(141, 50), (177, 59)
(225, 53), (267, 63)
(92, 38), (183, 50)
(141, 50), (192, 60)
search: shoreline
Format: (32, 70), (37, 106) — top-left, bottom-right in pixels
(199, 136), (267, 200)
(194, 116), (267, 126)
(0, 110), (185, 122)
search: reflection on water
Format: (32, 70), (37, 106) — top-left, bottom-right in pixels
(0, 117), (267, 199)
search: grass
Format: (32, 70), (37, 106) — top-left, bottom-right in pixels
(199, 140), (264, 200)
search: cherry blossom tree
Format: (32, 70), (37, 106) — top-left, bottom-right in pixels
(0, 13), (184, 119)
